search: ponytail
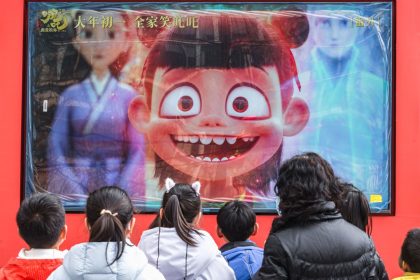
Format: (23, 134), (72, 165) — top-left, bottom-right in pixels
(162, 195), (198, 246)
(89, 210), (126, 265)
(159, 182), (202, 246)
(86, 186), (134, 266)
(156, 182), (202, 279)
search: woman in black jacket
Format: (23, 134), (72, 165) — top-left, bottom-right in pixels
(253, 152), (381, 280)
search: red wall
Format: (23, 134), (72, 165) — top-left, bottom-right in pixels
(0, 1), (419, 278)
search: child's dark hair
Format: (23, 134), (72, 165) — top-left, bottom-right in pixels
(338, 182), (372, 236)
(86, 186), (134, 265)
(400, 228), (420, 273)
(17, 192), (65, 248)
(159, 183), (202, 246)
(217, 200), (256, 242)
(272, 152), (337, 232)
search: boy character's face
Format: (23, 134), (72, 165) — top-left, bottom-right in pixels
(72, 11), (127, 72)
(129, 66), (309, 181)
(314, 17), (357, 59)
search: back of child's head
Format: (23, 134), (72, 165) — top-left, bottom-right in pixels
(17, 192), (65, 249)
(86, 186), (134, 264)
(160, 179), (201, 246)
(338, 182), (372, 235)
(400, 228), (420, 273)
(217, 200), (256, 242)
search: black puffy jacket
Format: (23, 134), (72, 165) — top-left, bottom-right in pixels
(253, 202), (386, 280)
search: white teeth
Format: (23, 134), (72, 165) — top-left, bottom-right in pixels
(173, 135), (246, 145)
(192, 155), (234, 162)
(200, 136), (212, 145)
(189, 136), (199, 143)
(226, 137), (237, 144)
(243, 137), (255, 142)
(213, 137), (225, 145)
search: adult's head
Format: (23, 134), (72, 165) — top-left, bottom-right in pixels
(86, 186), (135, 264)
(274, 152), (337, 226)
(17, 193), (66, 249)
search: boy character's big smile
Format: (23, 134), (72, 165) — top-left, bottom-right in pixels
(172, 134), (258, 162)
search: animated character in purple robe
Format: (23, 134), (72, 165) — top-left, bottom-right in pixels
(47, 10), (145, 196)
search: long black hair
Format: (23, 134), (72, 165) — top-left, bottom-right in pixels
(338, 182), (372, 236)
(86, 186), (134, 265)
(271, 152), (338, 232)
(153, 183), (202, 246)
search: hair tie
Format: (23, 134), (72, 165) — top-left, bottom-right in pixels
(100, 209), (118, 217)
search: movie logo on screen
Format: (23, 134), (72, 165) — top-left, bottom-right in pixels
(38, 9), (69, 32)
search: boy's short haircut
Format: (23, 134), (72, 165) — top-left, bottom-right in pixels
(217, 200), (256, 242)
(401, 228), (420, 273)
(17, 193), (65, 248)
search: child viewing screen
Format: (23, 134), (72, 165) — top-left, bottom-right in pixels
(0, 193), (67, 280)
(394, 229), (420, 280)
(139, 178), (235, 279)
(48, 186), (164, 279)
(217, 200), (264, 280)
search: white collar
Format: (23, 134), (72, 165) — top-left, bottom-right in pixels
(17, 248), (67, 259)
(90, 71), (111, 96)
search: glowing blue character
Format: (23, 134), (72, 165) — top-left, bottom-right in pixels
(296, 11), (390, 210)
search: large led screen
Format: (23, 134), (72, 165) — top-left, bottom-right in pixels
(24, 1), (394, 213)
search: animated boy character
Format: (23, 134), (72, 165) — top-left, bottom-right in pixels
(129, 12), (310, 200)
(48, 10), (145, 196)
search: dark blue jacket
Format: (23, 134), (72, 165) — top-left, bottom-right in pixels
(220, 241), (264, 280)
